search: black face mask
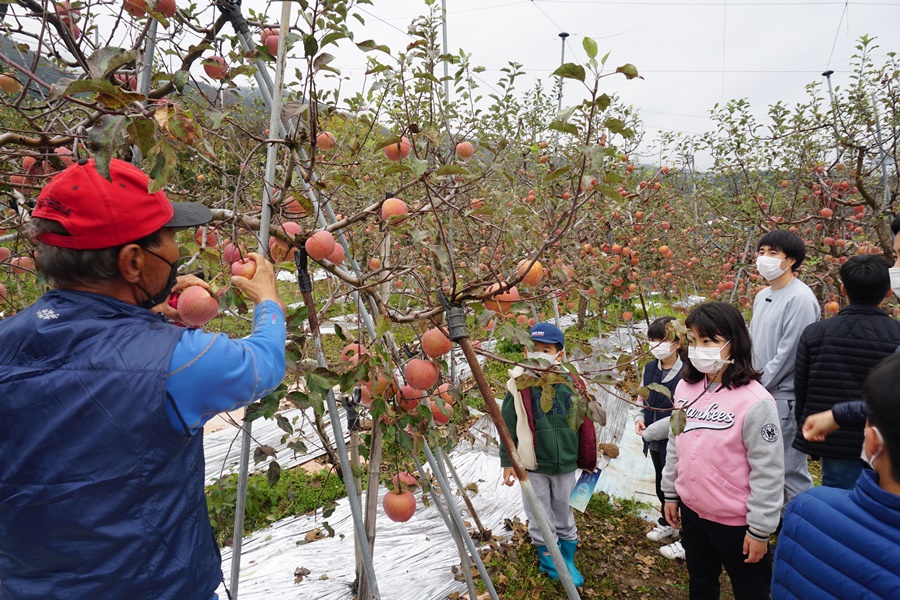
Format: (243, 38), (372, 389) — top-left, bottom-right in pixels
(138, 248), (181, 310)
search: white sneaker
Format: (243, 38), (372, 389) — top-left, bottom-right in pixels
(646, 524), (678, 542)
(660, 540), (685, 560)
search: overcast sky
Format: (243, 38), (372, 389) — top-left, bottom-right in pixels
(241, 0), (900, 169)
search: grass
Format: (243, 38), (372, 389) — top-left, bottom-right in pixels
(206, 465), (347, 546)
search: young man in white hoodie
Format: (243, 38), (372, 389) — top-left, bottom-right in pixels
(749, 230), (820, 507)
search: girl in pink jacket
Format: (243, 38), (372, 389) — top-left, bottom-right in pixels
(661, 302), (785, 599)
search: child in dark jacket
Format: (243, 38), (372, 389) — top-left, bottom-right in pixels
(634, 317), (683, 553)
(499, 323), (597, 587)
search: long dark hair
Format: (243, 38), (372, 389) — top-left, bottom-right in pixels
(682, 302), (760, 389)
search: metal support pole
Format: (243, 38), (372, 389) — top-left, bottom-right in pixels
(870, 92), (891, 208)
(422, 443), (500, 600)
(822, 70), (842, 165)
(441, 0), (451, 103)
(132, 18), (158, 164)
(556, 32), (569, 113)
(229, 2), (290, 596)
(410, 455), (480, 600)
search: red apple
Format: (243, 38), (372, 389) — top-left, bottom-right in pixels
(231, 257), (257, 279)
(176, 285), (218, 326)
(421, 327), (452, 358)
(316, 131), (336, 150)
(383, 136), (411, 161)
(203, 56), (228, 80)
(382, 489), (416, 522)
(455, 141), (474, 159)
(404, 359), (438, 391)
(305, 230), (335, 261)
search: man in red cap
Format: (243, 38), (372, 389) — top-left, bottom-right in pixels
(0, 158), (286, 599)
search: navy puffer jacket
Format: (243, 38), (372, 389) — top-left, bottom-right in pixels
(793, 304), (900, 459)
(772, 470), (900, 599)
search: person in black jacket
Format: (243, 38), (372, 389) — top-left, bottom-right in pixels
(634, 316), (683, 551)
(793, 254), (900, 489)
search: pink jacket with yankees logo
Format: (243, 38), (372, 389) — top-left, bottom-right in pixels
(660, 378), (785, 541)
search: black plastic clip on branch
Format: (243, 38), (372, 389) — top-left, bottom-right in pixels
(294, 246), (313, 294)
(438, 290), (468, 342)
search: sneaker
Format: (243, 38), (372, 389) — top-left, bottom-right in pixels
(646, 524), (678, 542)
(660, 540), (685, 560)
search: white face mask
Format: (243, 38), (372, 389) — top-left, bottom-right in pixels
(889, 267), (900, 299)
(688, 341), (731, 374)
(756, 255), (788, 281)
(527, 350), (561, 367)
(650, 342), (675, 360)
(860, 426), (885, 469)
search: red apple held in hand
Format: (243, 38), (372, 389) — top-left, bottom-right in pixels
(316, 131), (336, 150)
(203, 56), (228, 80)
(167, 292), (180, 310)
(455, 141), (474, 159)
(176, 285), (219, 326)
(231, 257), (257, 279)
(383, 489), (416, 523)
(383, 136), (411, 161)
(305, 230), (336, 261)
(421, 328), (452, 358)
(404, 359), (438, 391)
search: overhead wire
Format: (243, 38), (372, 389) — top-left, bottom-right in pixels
(826, 1), (851, 69)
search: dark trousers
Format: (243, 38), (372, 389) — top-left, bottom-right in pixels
(649, 446), (667, 524)
(680, 502), (772, 600)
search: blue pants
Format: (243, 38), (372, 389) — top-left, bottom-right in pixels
(821, 457), (866, 490)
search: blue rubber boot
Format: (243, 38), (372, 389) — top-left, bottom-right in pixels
(535, 545), (559, 580)
(558, 538), (585, 587)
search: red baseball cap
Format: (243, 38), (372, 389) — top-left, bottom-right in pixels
(33, 158), (212, 250)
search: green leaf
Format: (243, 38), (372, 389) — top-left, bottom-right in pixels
(126, 117), (156, 159)
(615, 63), (641, 80)
(557, 105), (577, 123)
(544, 165), (570, 182)
(435, 165), (467, 176)
(582, 37), (598, 60)
(356, 39), (391, 54)
(540, 388), (554, 414)
(383, 163), (411, 176)
(409, 157), (428, 178)
(413, 71), (440, 84)
(147, 139), (178, 193)
(330, 173), (359, 190)
(604, 118), (629, 135)
(304, 34), (319, 57)
(313, 53), (335, 72)
(634, 385), (650, 399)
(375, 315), (391, 339)
(671, 409), (687, 436)
(646, 382), (672, 399)
(267, 460), (281, 487)
(173, 69), (190, 93)
(593, 93), (611, 112)
(548, 120), (578, 136)
(600, 51), (611, 66)
(552, 63), (585, 82)
(89, 115), (129, 180)
(86, 47), (138, 79)
(53, 78), (144, 108)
